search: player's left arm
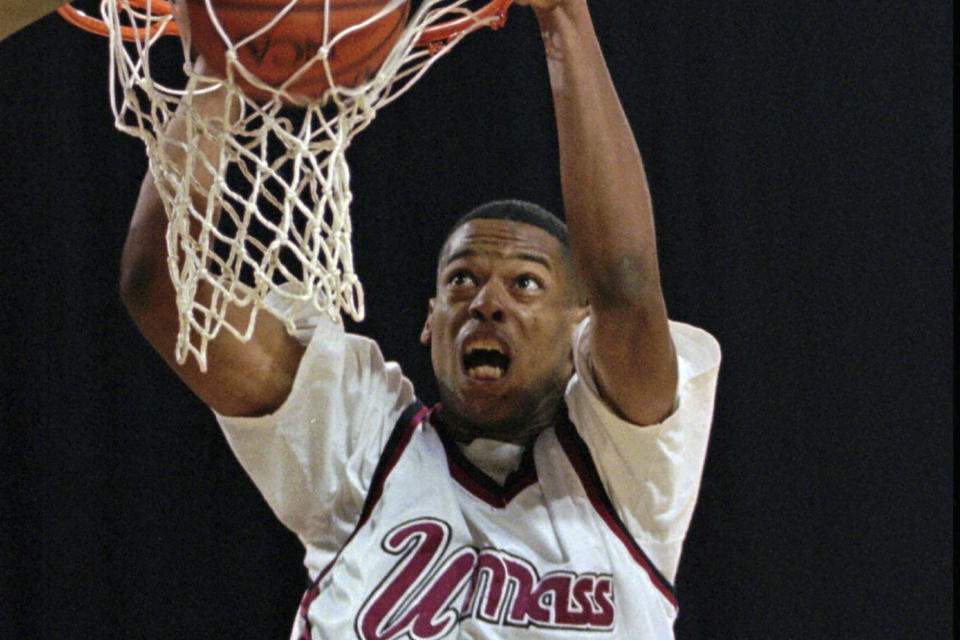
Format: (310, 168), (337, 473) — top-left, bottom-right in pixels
(527, 0), (677, 425)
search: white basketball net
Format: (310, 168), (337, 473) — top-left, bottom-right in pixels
(100, 0), (506, 370)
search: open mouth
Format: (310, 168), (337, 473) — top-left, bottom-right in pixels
(463, 338), (511, 380)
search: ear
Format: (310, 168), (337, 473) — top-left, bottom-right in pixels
(420, 298), (436, 345)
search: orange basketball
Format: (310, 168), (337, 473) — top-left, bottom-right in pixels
(177, 0), (410, 102)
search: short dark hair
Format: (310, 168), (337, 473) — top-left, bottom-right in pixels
(443, 200), (569, 250)
(438, 200), (586, 304)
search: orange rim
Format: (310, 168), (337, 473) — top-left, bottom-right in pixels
(57, 0), (512, 46)
(57, 1), (180, 40)
(416, 0), (513, 48)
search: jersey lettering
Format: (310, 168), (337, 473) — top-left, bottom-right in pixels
(356, 518), (615, 639)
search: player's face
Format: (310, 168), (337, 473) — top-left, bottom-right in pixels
(420, 219), (586, 442)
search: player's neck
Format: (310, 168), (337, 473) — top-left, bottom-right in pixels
(434, 400), (564, 447)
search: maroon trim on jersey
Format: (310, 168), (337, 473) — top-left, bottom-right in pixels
(431, 405), (539, 509)
(555, 418), (680, 610)
(358, 402), (430, 524)
(296, 400), (428, 639)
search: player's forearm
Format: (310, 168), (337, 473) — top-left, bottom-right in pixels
(120, 171), (171, 309)
(120, 169), (303, 416)
(536, 2), (664, 311)
(120, 83), (304, 416)
(120, 83), (234, 324)
(535, 1), (676, 424)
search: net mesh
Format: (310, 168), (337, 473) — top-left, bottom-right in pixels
(102, 0), (506, 370)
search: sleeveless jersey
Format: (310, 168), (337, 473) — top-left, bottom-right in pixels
(292, 403), (679, 640)
(215, 315), (720, 640)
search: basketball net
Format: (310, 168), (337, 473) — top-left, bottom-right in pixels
(93, 0), (510, 370)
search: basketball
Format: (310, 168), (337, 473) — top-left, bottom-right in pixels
(177, 0), (410, 102)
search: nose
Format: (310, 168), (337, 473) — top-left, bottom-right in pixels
(469, 280), (507, 323)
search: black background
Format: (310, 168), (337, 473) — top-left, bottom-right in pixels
(0, 1), (952, 638)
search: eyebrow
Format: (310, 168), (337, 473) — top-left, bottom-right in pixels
(443, 248), (553, 271)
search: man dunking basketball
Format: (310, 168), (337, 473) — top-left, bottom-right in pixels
(116, 0), (722, 637)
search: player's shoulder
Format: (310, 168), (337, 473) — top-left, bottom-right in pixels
(667, 319), (721, 379)
(573, 316), (720, 378)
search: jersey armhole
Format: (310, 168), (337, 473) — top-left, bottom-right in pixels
(555, 418), (680, 611)
(356, 400), (429, 525)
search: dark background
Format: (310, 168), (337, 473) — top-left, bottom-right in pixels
(0, 1), (952, 638)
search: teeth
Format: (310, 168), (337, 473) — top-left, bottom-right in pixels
(467, 365), (505, 380)
(463, 337), (510, 379)
(466, 338), (504, 355)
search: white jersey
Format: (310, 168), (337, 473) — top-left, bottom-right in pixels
(216, 314), (720, 640)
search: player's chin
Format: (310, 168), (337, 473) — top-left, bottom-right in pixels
(450, 387), (515, 424)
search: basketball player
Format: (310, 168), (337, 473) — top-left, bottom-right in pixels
(117, 0), (722, 637)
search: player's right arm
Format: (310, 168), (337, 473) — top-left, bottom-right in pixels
(119, 63), (415, 550)
(120, 80), (306, 418)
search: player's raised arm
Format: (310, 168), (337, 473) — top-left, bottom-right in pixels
(529, 0), (678, 425)
(119, 76), (305, 418)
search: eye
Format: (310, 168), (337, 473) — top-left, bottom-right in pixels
(447, 270), (477, 288)
(515, 274), (543, 292)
